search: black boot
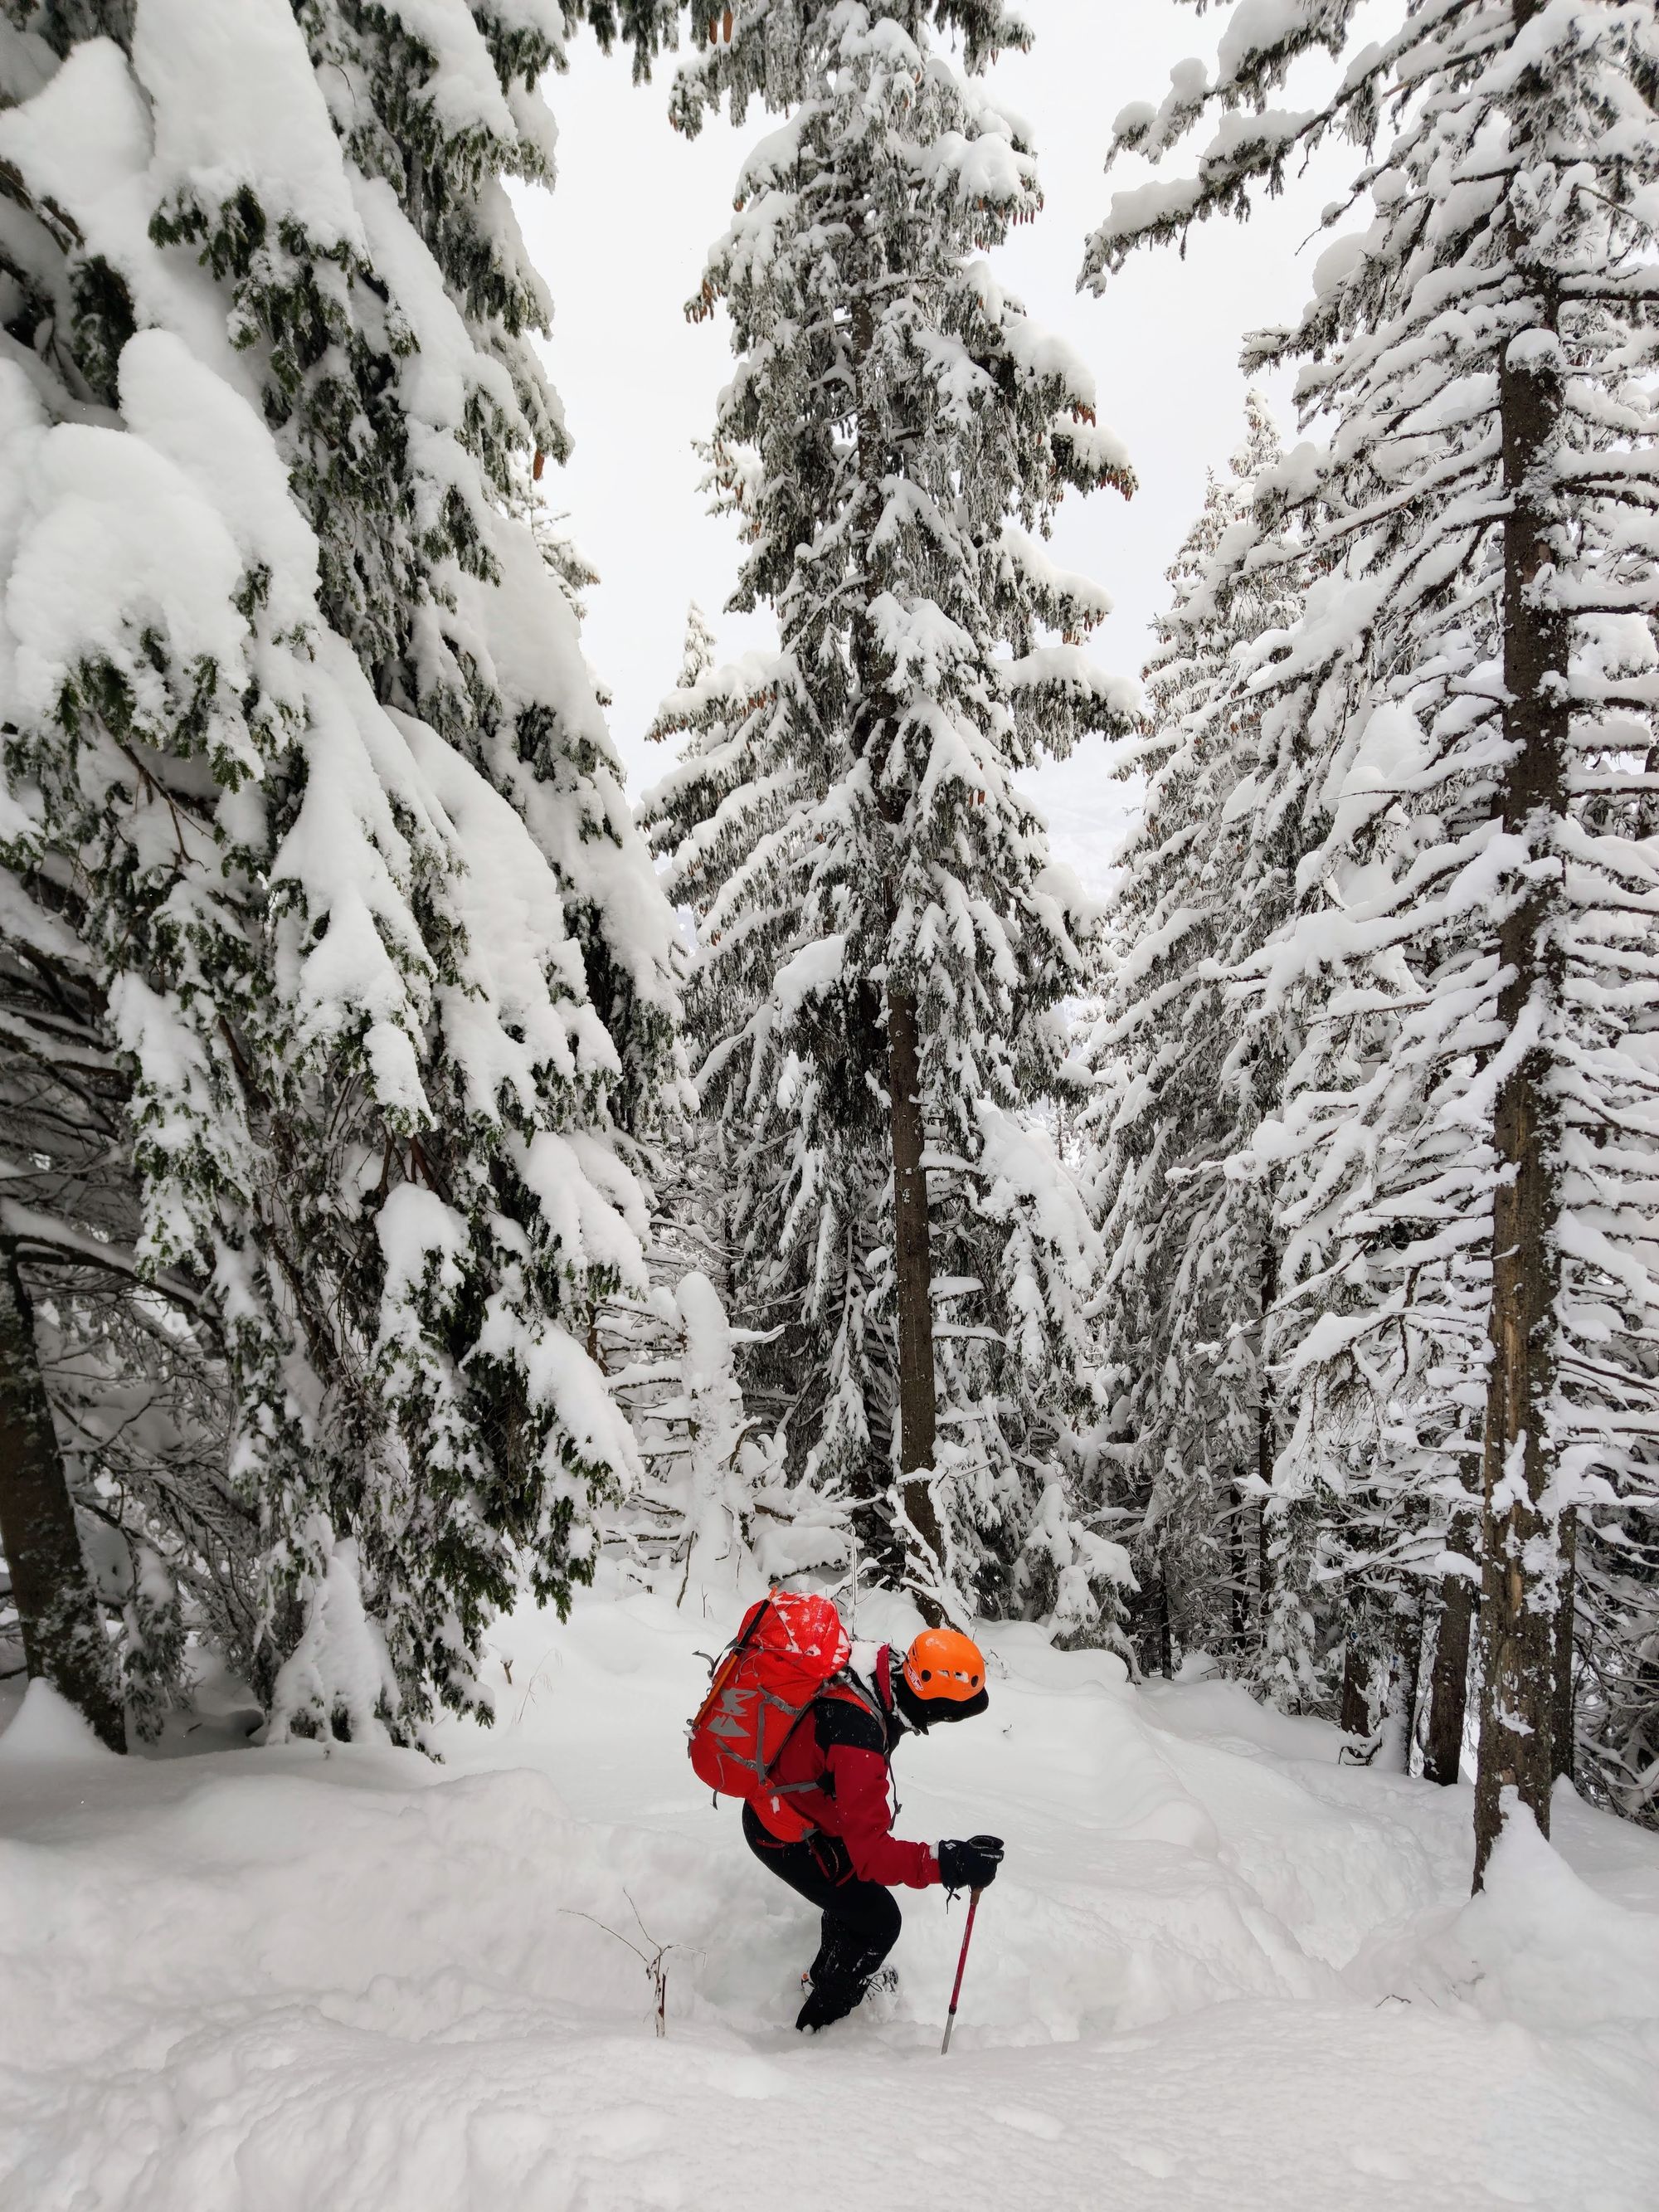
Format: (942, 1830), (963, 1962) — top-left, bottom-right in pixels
(795, 1928), (888, 2032)
(795, 1982), (849, 2033)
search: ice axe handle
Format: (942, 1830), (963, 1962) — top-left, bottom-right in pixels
(939, 1885), (982, 2056)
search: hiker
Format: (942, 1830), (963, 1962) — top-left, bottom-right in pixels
(744, 1626), (1005, 2032)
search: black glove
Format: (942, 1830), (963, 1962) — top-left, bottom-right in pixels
(937, 1834), (1005, 1892)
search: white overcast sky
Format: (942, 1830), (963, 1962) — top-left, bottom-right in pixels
(518, 2), (1373, 892)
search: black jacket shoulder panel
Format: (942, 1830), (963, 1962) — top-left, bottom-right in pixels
(812, 1686), (889, 1757)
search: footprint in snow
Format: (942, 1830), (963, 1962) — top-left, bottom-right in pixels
(990, 2105), (1066, 2141)
(1117, 2143), (1178, 2178)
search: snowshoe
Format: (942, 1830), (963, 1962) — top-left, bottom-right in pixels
(862, 1964), (901, 2023)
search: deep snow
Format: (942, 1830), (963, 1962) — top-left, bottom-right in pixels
(2, 1578), (1657, 2211)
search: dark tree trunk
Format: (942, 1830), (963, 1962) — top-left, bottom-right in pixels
(1473, 231), (1568, 1888)
(1256, 1237), (1277, 1605)
(1395, 1606), (1425, 1776)
(887, 985), (944, 1592)
(1340, 1641), (1372, 1742)
(846, 198), (946, 1615)
(1423, 1527), (1477, 1787)
(0, 1241), (124, 1751)
(1156, 1556), (1174, 1678)
(1553, 1508), (1578, 1785)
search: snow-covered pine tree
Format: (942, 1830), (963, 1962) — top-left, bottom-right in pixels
(606, 1263), (852, 1601)
(1085, 1), (1659, 1856)
(677, 599), (718, 692)
(1084, 378), (1484, 1748)
(645, 2), (1137, 1632)
(1082, 393), (1304, 1687)
(0, 0), (681, 1742)
(0, 3), (263, 1750)
(666, 0), (1014, 134)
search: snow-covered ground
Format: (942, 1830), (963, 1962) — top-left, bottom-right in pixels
(3, 1578), (1657, 2211)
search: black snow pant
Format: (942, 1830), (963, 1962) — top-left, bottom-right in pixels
(743, 1800), (902, 2026)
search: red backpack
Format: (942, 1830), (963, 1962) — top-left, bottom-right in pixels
(688, 1590), (850, 1841)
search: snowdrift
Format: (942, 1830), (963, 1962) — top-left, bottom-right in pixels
(2, 1581), (1657, 2210)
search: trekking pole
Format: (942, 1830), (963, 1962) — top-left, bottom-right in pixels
(939, 1887), (982, 2056)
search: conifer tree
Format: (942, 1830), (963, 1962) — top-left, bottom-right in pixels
(1086, 0), (1659, 1862)
(1083, 393), (1302, 1686)
(677, 600), (718, 691)
(645, 2), (1136, 1630)
(0, 0), (680, 1740)
(668, 0), (1014, 130)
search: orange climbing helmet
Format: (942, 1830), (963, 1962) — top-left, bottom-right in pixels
(901, 1628), (987, 1711)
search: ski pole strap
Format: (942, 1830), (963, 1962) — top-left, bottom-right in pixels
(940, 1885), (982, 2056)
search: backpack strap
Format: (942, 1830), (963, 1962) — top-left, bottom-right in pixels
(820, 1669), (885, 1728)
(761, 1666), (886, 1800)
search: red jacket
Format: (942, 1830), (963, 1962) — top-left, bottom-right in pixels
(751, 1644), (941, 1889)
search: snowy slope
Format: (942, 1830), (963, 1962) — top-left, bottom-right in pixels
(2, 1580), (1657, 2211)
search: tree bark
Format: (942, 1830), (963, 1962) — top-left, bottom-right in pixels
(1256, 1236), (1277, 1605)
(1340, 1641), (1372, 1742)
(847, 194), (946, 1610)
(1423, 1525), (1477, 1787)
(1552, 1506), (1577, 1785)
(1395, 1606), (1425, 1777)
(888, 984), (944, 1581)
(1156, 1555), (1174, 1678)
(1472, 234), (1568, 1888)
(0, 1240), (124, 1751)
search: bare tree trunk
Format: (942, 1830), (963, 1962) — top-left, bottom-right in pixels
(888, 987), (943, 1580)
(846, 197), (945, 1614)
(0, 1241), (124, 1751)
(1423, 1528), (1477, 1786)
(1472, 223), (1568, 1888)
(1340, 1641), (1371, 1741)
(1156, 1554), (1174, 1677)
(1553, 1507), (1578, 1785)
(1394, 1607), (1424, 1776)
(1256, 1237), (1277, 1606)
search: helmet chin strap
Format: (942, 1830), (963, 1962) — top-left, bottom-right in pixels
(892, 1672), (931, 1734)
